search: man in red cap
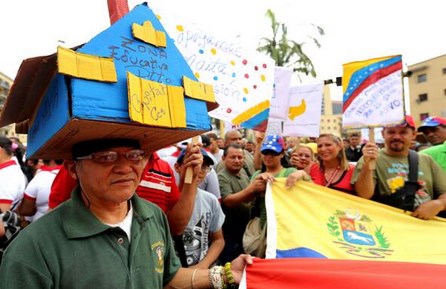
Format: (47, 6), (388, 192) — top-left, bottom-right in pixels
(351, 115), (446, 219)
(417, 116), (446, 146)
(418, 116), (446, 173)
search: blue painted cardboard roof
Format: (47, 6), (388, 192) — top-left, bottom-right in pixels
(70, 3), (211, 128)
(0, 2), (216, 130)
(0, 2), (216, 159)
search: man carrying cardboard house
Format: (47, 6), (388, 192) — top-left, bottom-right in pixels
(0, 2), (254, 288)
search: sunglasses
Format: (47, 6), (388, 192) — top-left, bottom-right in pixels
(261, 150), (281, 156)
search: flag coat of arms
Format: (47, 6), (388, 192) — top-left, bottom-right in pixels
(265, 179), (446, 264)
(342, 55), (405, 128)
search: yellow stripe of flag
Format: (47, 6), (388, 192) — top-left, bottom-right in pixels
(266, 180), (446, 264)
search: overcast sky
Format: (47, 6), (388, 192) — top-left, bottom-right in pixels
(2, 0), (445, 89)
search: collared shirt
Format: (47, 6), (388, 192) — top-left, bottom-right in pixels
(0, 188), (181, 289)
(345, 145), (363, 162)
(218, 168), (252, 238)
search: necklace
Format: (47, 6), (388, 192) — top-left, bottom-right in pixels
(324, 166), (340, 187)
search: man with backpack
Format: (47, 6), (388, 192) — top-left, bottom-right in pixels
(351, 116), (446, 220)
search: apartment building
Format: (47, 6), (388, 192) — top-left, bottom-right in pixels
(407, 54), (446, 127)
(320, 84), (342, 136)
(0, 71), (13, 136)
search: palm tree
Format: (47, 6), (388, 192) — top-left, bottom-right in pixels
(257, 9), (324, 80)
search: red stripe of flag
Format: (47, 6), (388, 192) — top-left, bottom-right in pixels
(343, 61), (402, 112)
(246, 258), (445, 289)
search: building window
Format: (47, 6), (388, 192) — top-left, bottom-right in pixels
(417, 93), (428, 102)
(442, 67), (446, 74)
(420, 113), (429, 121)
(444, 89), (446, 96)
(417, 74), (427, 83)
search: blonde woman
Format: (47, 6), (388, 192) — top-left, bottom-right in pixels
(309, 134), (355, 194)
(290, 144), (315, 174)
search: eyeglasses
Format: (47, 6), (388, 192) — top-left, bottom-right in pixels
(262, 150), (281, 156)
(76, 149), (145, 163)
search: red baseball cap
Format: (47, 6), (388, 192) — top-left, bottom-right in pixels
(384, 115), (416, 130)
(404, 115), (416, 130)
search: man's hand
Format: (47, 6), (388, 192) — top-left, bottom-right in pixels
(178, 144), (203, 182)
(285, 170), (311, 189)
(230, 254), (254, 284)
(361, 142), (379, 164)
(412, 199), (444, 220)
(249, 178), (267, 194)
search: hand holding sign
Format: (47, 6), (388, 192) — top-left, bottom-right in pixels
(342, 55), (405, 171)
(183, 136), (201, 184)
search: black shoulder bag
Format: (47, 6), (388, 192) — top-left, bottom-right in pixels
(374, 150), (421, 211)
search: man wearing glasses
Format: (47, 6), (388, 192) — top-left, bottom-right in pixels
(48, 145), (201, 236)
(0, 137), (252, 288)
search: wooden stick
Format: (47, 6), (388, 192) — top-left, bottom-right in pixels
(107, 0), (130, 25)
(184, 136), (200, 184)
(368, 128), (376, 170)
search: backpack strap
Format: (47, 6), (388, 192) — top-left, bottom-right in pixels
(407, 150), (419, 182)
(372, 150), (419, 211)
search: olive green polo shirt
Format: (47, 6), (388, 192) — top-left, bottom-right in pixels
(218, 168), (252, 238)
(0, 188), (180, 289)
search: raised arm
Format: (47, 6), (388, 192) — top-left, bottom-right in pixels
(353, 142), (378, 199)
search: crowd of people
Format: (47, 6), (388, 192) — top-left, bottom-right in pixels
(1, 114), (446, 287)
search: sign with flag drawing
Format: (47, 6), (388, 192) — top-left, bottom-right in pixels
(342, 55), (405, 129)
(264, 179), (446, 263)
(153, 8), (275, 131)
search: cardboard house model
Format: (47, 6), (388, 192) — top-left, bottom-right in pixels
(0, 3), (217, 159)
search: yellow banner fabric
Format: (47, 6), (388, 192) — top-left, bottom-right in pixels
(265, 179), (446, 264)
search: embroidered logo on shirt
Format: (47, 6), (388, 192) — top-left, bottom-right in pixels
(151, 241), (165, 273)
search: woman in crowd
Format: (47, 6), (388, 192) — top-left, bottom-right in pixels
(247, 135), (310, 257)
(290, 144), (316, 174)
(309, 133), (355, 194)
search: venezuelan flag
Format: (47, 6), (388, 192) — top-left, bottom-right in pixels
(231, 100), (270, 132)
(238, 180), (446, 288)
(241, 258), (446, 289)
(265, 180), (446, 264)
(341, 55), (404, 128)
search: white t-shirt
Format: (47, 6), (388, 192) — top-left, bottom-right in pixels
(23, 166), (60, 222)
(0, 160), (28, 209)
(182, 188), (225, 266)
(211, 149), (224, 165)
